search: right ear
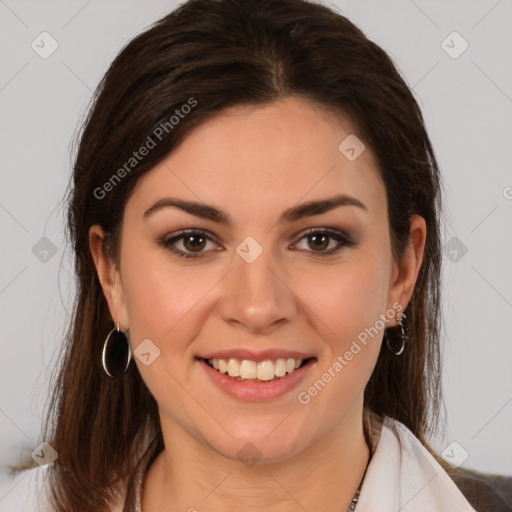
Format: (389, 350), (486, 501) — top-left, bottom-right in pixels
(88, 225), (130, 330)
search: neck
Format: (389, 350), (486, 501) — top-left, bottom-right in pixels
(142, 406), (371, 512)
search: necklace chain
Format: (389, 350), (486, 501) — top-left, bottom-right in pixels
(347, 481), (363, 511)
(346, 449), (371, 512)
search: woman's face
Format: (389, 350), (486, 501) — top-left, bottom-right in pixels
(90, 96), (425, 463)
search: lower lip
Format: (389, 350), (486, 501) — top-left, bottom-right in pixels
(198, 358), (317, 401)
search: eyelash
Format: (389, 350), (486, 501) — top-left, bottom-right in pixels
(160, 228), (356, 260)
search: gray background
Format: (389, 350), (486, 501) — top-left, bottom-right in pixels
(1, 0), (511, 500)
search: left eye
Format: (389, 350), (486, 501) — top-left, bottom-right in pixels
(161, 228), (355, 259)
(294, 229), (354, 255)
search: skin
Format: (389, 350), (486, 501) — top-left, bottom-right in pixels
(89, 95), (426, 512)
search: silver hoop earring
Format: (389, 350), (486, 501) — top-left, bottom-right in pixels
(385, 313), (407, 356)
(101, 322), (132, 377)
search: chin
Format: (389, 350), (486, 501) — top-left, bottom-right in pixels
(217, 439), (303, 467)
(207, 423), (310, 466)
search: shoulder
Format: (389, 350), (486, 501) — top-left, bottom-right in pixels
(1, 465), (128, 512)
(450, 468), (512, 512)
(0, 465), (52, 512)
(386, 418), (512, 512)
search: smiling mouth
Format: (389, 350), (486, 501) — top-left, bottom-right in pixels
(199, 356), (316, 382)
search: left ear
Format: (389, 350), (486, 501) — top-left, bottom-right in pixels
(387, 215), (427, 323)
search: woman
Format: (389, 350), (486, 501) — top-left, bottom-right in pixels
(8, 0), (511, 511)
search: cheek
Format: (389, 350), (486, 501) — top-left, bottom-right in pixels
(120, 254), (213, 421)
(292, 247), (391, 404)
(121, 241), (213, 341)
(300, 253), (390, 345)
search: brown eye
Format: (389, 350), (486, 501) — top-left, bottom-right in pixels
(182, 234), (207, 252)
(307, 233), (330, 251)
(294, 228), (356, 257)
(161, 230), (218, 259)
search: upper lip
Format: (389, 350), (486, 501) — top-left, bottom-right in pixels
(199, 349), (316, 362)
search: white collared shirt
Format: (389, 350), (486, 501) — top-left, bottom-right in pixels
(2, 416), (478, 511)
(357, 417), (477, 511)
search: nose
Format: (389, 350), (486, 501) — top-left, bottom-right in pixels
(217, 246), (298, 335)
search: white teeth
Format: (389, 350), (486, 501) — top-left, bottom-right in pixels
(218, 359), (228, 373)
(274, 358), (287, 377)
(239, 360), (257, 379)
(207, 357), (306, 380)
(257, 360), (275, 381)
(227, 358), (240, 376)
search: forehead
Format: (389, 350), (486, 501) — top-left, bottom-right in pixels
(127, 96), (386, 222)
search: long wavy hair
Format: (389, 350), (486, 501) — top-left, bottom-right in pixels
(15, 0), (457, 509)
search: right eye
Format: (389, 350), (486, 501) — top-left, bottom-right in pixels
(160, 229), (221, 259)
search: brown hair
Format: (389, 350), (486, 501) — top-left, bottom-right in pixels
(16, 0), (459, 509)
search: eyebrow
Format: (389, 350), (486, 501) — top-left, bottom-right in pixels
(143, 193), (367, 225)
